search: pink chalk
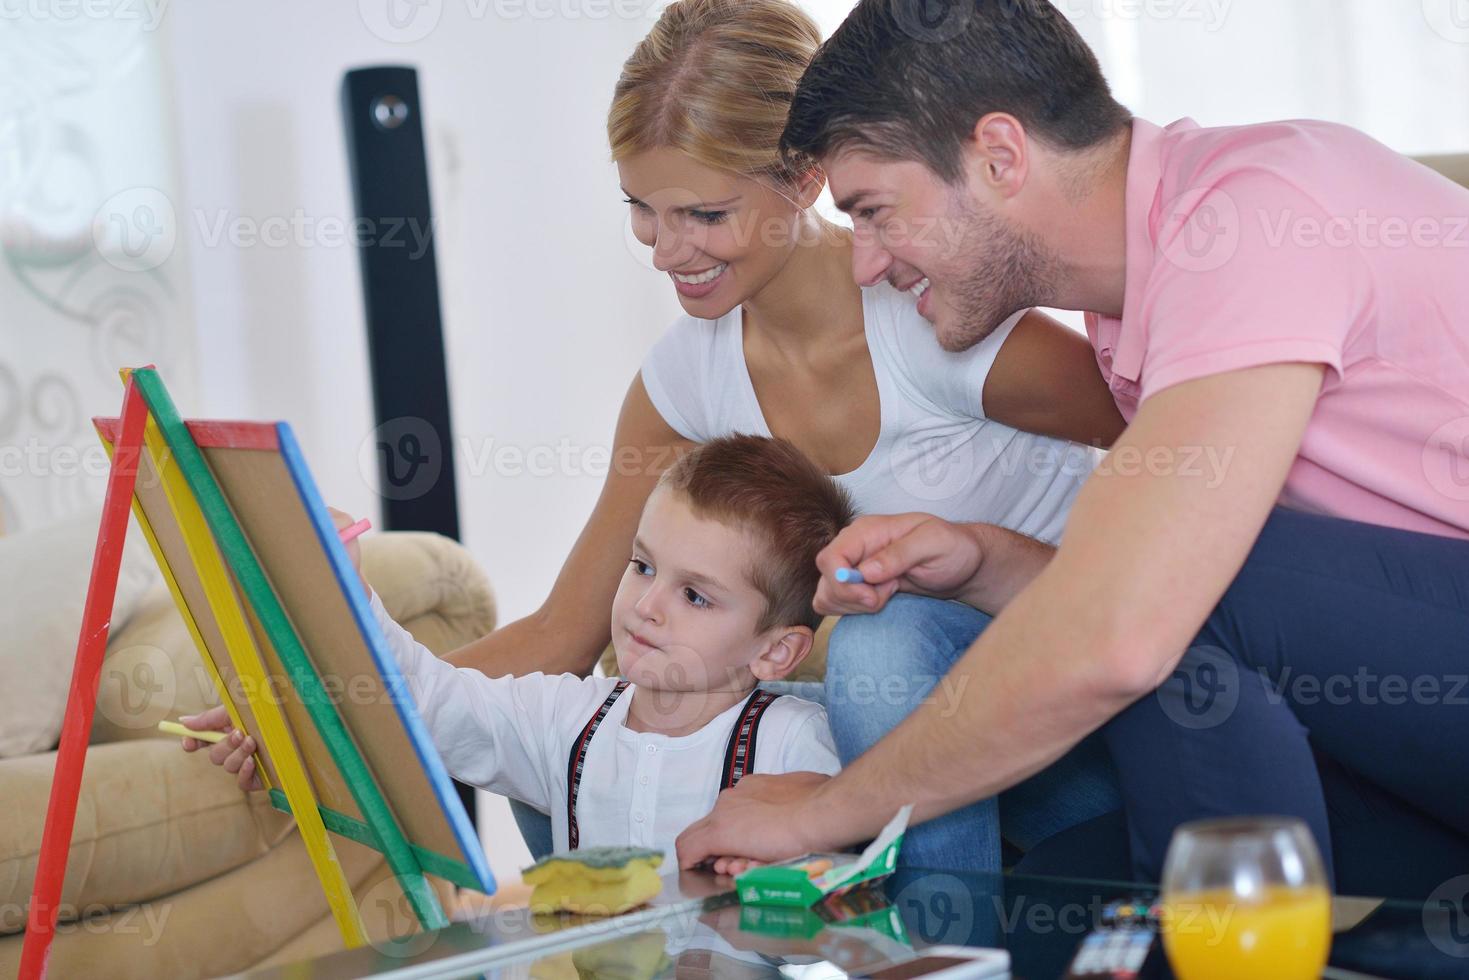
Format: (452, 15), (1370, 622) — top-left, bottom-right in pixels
(338, 517), (372, 545)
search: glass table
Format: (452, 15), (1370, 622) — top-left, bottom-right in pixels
(236, 868), (1468, 979)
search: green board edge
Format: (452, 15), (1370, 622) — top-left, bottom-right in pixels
(268, 789), (481, 890)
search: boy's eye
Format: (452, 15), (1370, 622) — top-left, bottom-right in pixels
(682, 587), (710, 608)
(629, 558), (653, 576)
(856, 207), (877, 222)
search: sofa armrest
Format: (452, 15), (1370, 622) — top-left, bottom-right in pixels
(361, 531), (497, 656)
(1415, 153), (1469, 191)
(0, 739), (290, 934)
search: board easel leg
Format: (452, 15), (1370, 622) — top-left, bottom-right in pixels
(19, 378), (147, 980)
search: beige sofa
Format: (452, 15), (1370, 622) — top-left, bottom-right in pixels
(0, 530), (497, 979)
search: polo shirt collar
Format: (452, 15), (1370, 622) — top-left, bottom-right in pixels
(1112, 116), (1199, 384)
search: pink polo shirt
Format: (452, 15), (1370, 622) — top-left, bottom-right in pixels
(1087, 117), (1469, 540)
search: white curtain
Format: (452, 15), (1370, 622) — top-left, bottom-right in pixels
(0, 14), (196, 534)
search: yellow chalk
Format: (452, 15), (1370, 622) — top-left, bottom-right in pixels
(158, 720), (228, 743)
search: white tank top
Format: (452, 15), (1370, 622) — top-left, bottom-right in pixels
(640, 283), (1098, 545)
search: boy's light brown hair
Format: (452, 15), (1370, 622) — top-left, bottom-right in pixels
(659, 434), (856, 631)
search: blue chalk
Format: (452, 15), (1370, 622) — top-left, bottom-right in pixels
(834, 567), (865, 584)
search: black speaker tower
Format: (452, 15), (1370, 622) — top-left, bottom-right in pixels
(341, 65), (475, 827)
(342, 65), (460, 541)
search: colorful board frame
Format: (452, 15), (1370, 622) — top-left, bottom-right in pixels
(95, 396), (372, 949)
(73, 369), (491, 949)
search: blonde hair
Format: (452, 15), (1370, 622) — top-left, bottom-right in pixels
(607, 0), (823, 186)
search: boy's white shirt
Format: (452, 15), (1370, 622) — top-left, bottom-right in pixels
(367, 590), (841, 858)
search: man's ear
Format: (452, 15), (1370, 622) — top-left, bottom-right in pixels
(792, 167), (826, 210)
(964, 111), (1030, 200)
(750, 625), (815, 682)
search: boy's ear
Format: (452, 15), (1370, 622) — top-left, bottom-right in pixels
(750, 625), (815, 683)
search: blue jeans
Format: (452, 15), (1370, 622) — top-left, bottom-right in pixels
(825, 594), (1122, 872)
(511, 798), (554, 861)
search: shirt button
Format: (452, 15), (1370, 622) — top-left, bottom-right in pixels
(640, 775), (649, 785)
(646, 745), (656, 754)
(635, 813), (645, 823)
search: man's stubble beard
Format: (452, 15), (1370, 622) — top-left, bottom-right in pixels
(936, 190), (1063, 353)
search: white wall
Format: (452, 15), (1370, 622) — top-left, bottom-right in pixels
(163, 1), (684, 880)
(1077, 0), (1469, 153)
(164, 1), (681, 612)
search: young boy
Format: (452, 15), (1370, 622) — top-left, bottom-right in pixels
(189, 435), (853, 859)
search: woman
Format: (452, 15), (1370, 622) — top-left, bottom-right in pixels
(192, 0), (1124, 869)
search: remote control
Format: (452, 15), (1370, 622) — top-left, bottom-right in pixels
(1063, 899), (1161, 979)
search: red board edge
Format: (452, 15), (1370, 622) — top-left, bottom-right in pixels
(92, 416), (279, 450)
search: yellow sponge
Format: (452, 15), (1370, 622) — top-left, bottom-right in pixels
(522, 847), (665, 916)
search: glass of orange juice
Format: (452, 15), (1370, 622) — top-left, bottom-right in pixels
(1160, 817), (1331, 980)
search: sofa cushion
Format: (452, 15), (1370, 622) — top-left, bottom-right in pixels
(91, 585), (221, 745)
(0, 512), (159, 759)
(0, 803), (451, 980)
(0, 738), (292, 935)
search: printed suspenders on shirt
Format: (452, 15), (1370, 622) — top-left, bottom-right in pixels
(564, 684), (779, 849)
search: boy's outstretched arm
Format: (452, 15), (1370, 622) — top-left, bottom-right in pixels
(365, 589), (558, 811)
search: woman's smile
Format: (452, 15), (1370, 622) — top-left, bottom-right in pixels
(671, 260), (729, 298)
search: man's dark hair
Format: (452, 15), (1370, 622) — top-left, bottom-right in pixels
(782, 0), (1132, 182)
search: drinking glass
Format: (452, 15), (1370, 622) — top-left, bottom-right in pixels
(1160, 817), (1331, 980)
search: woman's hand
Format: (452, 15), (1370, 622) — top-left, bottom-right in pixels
(178, 705), (263, 792)
(814, 514), (987, 616)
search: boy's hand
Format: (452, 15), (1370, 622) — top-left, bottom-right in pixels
(179, 705), (263, 791)
(326, 506), (370, 593)
(814, 514), (986, 617)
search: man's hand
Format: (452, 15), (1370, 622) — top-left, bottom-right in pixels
(814, 514), (986, 617)
(676, 772), (837, 871)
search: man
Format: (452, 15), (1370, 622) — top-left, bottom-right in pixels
(677, 0), (1469, 899)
